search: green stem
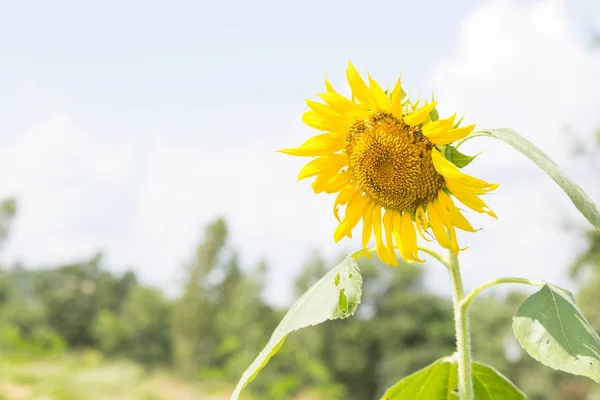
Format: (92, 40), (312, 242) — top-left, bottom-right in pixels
(447, 250), (473, 400)
(454, 131), (492, 148)
(460, 277), (545, 311)
(417, 245), (450, 268)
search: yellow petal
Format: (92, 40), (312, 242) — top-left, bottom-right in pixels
(346, 61), (375, 109)
(425, 124), (475, 145)
(369, 75), (391, 112)
(383, 210), (399, 266)
(372, 205), (391, 265)
(361, 201), (376, 256)
(311, 167), (341, 193)
(390, 79), (404, 119)
(334, 194), (370, 242)
(391, 211), (404, 257)
(318, 91), (363, 114)
(421, 114), (456, 135)
(436, 190), (476, 232)
(415, 206), (432, 242)
(333, 186), (357, 222)
(323, 171), (352, 194)
(297, 154), (346, 181)
(279, 134), (345, 157)
(431, 149), (497, 190)
(302, 111), (350, 133)
(344, 108), (372, 120)
(325, 77), (335, 93)
(401, 212), (424, 262)
(433, 199), (459, 254)
(445, 178), (499, 195)
(427, 203), (451, 250)
(446, 181), (497, 218)
(404, 101), (438, 127)
(305, 99), (343, 119)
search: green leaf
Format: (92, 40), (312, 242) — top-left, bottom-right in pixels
(380, 357), (458, 400)
(380, 357), (525, 400)
(472, 362), (527, 400)
(230, 255), (363, 400)
(444, 145), (480, 168)
(513, 284), (600, 382)
(478, 128), (600, 230)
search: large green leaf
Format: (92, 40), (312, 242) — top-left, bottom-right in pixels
(476, 128), (600, 230)
(380, 357), (525, 400)
(380, 358), (458, 400)
(472, 362), (527, 400)
(513, 284), (600, 382)
(230, 255), (362, 400)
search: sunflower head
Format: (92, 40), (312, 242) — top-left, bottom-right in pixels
(280, 62), (498, 266)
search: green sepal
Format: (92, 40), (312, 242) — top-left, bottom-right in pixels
(444, 145), (480, 168)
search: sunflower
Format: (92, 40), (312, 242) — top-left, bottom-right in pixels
(280, 62), (498, 266)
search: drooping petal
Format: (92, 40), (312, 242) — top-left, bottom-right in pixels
(433, 199), (459, 254)
(436, 190), (476, 232)
(361, 201), (376, 256)
(401, 211), (424, 262)
(431, 148), (498, 190)
(383, 210), (399, 266)
(346, 61), (376, 109)
(334, 194), (370, 242)
(415, 206), (432, 241)
(279, 134), (345, 157)
(446, 180), (497, 218)
(391, 211), (405, 258)
(427, 203), (452, 250)
(372, 205), (391, 265)
(333, 186), (357, 222)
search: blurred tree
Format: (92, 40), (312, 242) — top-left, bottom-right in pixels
(0, 197), (16, 251)
(172, 217), (228, 374)
(94, 286), (172, 365)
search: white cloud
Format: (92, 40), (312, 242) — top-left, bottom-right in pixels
(1, 0), (599, 307)
(426, 0), (600, 293)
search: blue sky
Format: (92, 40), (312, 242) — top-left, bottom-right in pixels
(1, 0), (599, 304)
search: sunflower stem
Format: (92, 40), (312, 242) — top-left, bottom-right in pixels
(417, 246), (450, 268)
(460, 277), (545, 312)
(447, 250), (473, 400)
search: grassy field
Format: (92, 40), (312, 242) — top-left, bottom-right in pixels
(0, 352), (234, 400)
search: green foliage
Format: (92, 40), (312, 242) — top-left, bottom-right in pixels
(512, 284), (600, 383)
(93, 286), (172, 365)
(231, 254), (363, 400)
(477, 128), (600, 230)
(0, 323), (66, 358)
(380, 357), (525, 400)
(0, 197), (16, 250)
(172, 218), (228, 373)
(444, 146), (479, 168)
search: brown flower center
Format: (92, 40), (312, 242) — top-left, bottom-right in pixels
(345, 112), (444, 212)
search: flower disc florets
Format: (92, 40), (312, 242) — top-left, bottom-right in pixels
(346, 112), (444, 214)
